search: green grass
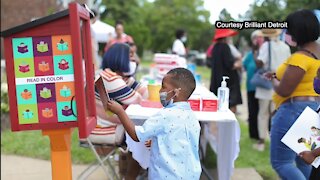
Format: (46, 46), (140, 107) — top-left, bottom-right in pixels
(202, 120), (278, 180)
(140, 60), (153, 67)
(235, 121), (278, 180)
(195, 65), (211, 81)
(1, 129), (95, 164)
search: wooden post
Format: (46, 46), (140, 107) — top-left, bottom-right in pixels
(42, 128), (73, 180)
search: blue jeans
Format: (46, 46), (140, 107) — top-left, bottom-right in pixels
(270, 101), (320, 180)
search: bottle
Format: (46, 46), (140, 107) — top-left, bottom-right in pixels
(217, 76), (230, 112)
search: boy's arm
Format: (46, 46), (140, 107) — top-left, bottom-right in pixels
(107, 100), (139, 142)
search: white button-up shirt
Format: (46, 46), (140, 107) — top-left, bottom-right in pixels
(135, 102), (202, 179)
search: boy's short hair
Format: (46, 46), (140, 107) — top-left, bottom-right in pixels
(167, 68), (195, 99)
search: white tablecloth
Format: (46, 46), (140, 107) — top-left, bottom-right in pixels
(125, 104), (240, 180)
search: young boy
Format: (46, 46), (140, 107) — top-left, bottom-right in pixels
(107, 68), (202, 179)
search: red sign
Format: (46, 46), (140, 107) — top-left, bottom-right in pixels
(1, 3), (96, 138)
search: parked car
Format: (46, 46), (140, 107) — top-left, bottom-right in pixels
(187, 50), (206, 66)
(186, 50), (199, 63)
(194, 52), (206, 66)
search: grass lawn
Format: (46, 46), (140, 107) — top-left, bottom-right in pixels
(235, 121), (278, 180)
(1, 129), (96, 164)
(1, 61), (278, 179)
(201, 120), (278, 180)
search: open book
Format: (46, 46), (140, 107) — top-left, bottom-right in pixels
(281, 106), (320, 168)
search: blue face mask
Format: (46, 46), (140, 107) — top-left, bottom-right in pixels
(314, 78), (320, 94)
(159, 90), (175, 107)
(159, 88), (182, 107)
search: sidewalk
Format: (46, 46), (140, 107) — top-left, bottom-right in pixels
(1, 155), (106, 180)
(1, 154), (262, 180)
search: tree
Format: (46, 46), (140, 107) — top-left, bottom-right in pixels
(147, 0), (212, 52)
(219, 8), (235, 21)
(285, 0), (320, 15)
(250, 0), (286, 21)
(248, 0), (320, 21)
(99, 0), (212, 55)
(100, 0), (152, 55)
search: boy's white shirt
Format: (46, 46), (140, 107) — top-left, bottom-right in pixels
(133, 102), (202, 179)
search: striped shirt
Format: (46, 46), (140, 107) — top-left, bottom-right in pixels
(95, 68), (148, 105)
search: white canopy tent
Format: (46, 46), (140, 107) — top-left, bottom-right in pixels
(91, 20), (115, 43)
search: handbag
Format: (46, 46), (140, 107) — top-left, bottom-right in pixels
(250, 42), (273, 89)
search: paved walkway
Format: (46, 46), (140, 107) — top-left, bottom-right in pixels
(1, 155), (262, 180)
(1, 155), (106, 180)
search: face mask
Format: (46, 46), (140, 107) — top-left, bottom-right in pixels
(123, 61), (137, 76)
(285, 33), (297, 47)
(314, 78), (320, 94)
(181, 36), (187, 43)
(159, 89), (177, 107)
(256, 37), (264, 47)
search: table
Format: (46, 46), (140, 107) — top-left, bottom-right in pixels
(125, 104), (240, 180)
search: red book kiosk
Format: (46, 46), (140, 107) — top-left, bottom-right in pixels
(1, 3), (97, 180)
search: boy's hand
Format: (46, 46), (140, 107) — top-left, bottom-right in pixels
(299, 151), (316, 164)
(107, 100), (125, 115)
(145, 140), (152, 148)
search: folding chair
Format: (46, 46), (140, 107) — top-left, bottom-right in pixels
(78, 118), (127, 180)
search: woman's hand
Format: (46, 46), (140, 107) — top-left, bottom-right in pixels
(299, 151), (316, 164)
(233, 60), (242, 70)
(263, 71), (277, 81)
(107, 100), (125, 115)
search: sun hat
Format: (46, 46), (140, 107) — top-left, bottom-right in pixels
(261, 29), (282, 37)
(251, 30), (263, 40)
(213, 29), (238, 41)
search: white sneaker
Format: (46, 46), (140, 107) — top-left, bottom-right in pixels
(253, 143), (265, 152)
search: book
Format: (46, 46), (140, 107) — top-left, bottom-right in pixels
(281, 106), (320, 168)
(95, 76), (110, 111)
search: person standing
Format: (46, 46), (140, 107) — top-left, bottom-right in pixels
(89, 9), (100, 70)
(209, 29), (242, 113)
(172, 29), (187, 57)
(265, 10), (320, 179)
(243, 30), (264, 140)
(253, 29), (291, 151)
(104, 20), (134, 53)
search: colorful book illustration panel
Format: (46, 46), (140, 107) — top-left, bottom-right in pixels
(57, 101), (77, 122)
(32, 36), (53, 57)
(18, 104), (39, 124)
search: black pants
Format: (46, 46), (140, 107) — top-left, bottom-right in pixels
(247, 91), (259, 140)
(310, 166), (320, 180)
